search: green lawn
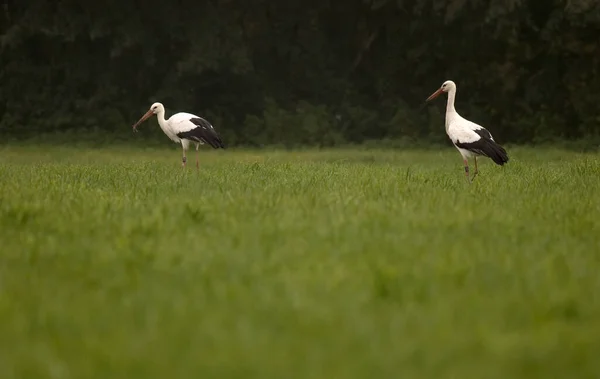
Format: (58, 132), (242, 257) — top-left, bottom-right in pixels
(1, 145), (599, 378)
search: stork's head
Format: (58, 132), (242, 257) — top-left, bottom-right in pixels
(132, 102), (164, 132)
(149, 102), (164, 114)
(426, 80), (456, 102)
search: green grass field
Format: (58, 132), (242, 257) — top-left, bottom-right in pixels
(1, 145), (600, 378)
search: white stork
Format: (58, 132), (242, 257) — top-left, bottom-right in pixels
(132, 102), (225, 168)
(425, 80), (508, 182)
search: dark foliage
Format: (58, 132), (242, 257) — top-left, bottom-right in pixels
(1, 0), (599, 146)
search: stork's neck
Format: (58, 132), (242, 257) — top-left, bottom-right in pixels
(446, 87), (457, 114)
(156, 109), (168, 131)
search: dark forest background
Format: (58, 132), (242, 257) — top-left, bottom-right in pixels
(1, 0), (600, 148)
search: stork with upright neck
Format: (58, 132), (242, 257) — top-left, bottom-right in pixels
(132, 102), (225, 169)
(426, 80), (508, 182)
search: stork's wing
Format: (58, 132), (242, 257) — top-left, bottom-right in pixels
(472, 126), (494, 141)
(171, 114), (225, 149)
(452, 125), (508, 165)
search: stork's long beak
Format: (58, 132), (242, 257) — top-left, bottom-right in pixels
(132, 109), (154, 132)
(426, 88), (444, 102)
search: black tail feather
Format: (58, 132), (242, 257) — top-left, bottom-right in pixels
(204, 135), (225, 149)
(455, 137), (509, 165)
(487, 141), (509, 165)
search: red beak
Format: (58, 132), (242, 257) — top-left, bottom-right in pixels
(132, 109), (154, 132)
(426, 88), (444, 102)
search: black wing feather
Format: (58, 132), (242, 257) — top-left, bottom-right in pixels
(473, 127), (494, 141)
(176, 118), (225, 149)
(455, 128), (509, 166)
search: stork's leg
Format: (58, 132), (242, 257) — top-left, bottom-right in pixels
(463, 159), (471, 183)
(471, 156), (479, 180)
(195, 143), (200, 170)
(180, 140), (191, 169)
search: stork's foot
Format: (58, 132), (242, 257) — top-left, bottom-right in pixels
(182, 156), (187, 168)
(470, 170), (479, 181)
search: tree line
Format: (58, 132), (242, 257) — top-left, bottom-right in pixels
(1, 0), (599, 147)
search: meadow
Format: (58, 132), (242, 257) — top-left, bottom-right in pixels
(1, 144), (600, 379)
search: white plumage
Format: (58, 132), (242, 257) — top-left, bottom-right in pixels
(426, 80), (508, 181)
(132, 102), (225, 168)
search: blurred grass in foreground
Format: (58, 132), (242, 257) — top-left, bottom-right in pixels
(0, 145), (599, 379)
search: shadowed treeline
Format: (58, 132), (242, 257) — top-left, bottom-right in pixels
(1, 0), (599, 147)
